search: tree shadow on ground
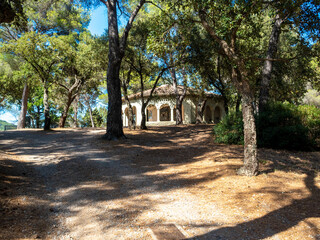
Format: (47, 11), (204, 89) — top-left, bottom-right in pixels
(0, 126), (234, 238)
(186, 171), (320, 240)
(0, 156), (59, 239)
(0, 125), (319, 239)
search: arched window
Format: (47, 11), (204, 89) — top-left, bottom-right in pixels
(147, 105), (157, 122)
(160, 104), (171, 121)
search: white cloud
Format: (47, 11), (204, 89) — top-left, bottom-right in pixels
(0, 111), (18, 124)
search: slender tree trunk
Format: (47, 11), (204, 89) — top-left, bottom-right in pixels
(237, 93), (258, 176)
(170, 68), (186, 125)
(85, 97), (95, 128)
(36, 106), (40, 128)
(259, 14), (283, 113)
(196, 98), (207, 124)
(217, 56), (229, 115)
(139, 68), (168, 129)
(73, 95), (79, 128)
(199, 10), (259, 176)
(43, 81), (51, 130)
(236, 94), (241, 113)
(140, 103), (147, 130)
(223, 96), (229, 115)
(58, 93), (74, 128)
(121, 73), (135, 130)
(17, 82), (29, 129)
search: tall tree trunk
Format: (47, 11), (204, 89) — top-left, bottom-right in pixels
(223, 96), (229, 115)
(235, 94), (241, 113)
(217, 56), (229, 115)
(170, 68), (186, 125)
(73, 95), (79, 128)
(105, 1), (124, 138)
(237, 93), (258, 176)
(121, 72), (135, 130)
(85, 96), (95, 128)
(199, 9), (259, 176)
(103, 0), (145, 140)
(196, 98), (207, 124)
(17, 82), (29, 129)
(139, 68), (168, 129)
(43, 82), (51, 130)
(58, 93), (74, 128)
(36, 106), (41, 128)
(259, 14), (283, 113)
(140, 103), (147, 130)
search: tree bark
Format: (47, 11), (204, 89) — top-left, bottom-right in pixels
(171, 67), (187, 125)
(235, 94), (241, 113)
(139, 68), (168, 129)
(140, 103), (147, 130)
(259, 14), (283, 113)
(237, 93), (258, 176)
(199, 11), (259, 176)
(72, 95), (79, 128)
(36, 106), (41, 128)
(43, 81), (51, 130)
(103, 0), (145, 140)
(58, 77), (81, 128)
(58, 93), (74, 128)
(196, 98), (207, 124)
(121, 70), (135, 130)
(17, 82), (29, 129)
(85, 95), (95, 128)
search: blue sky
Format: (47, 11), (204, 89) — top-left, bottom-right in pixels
(88, 6), (108, 36)
(0, 6), (108, 124)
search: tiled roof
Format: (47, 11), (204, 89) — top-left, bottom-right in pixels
(125, 84), (220, 100)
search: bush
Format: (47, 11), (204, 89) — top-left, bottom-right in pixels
(213, 111), (244, 145)
(256, 103), (311, 150)
(297, 105), (320, 146)
(213, 102), (318, 150)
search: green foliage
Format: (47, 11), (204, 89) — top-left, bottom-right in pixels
(256, 103), (311, 150)
(297, 105), (320, 146)
(80, 108), (103, 128)
(213, 111), (244, 145)
(214, 102), (319, 150)
(302, 89), (320, 108)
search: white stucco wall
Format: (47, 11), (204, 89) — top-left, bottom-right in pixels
(122, 96), (225, 127)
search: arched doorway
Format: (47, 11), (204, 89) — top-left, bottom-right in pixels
(147, 105), (157, 122)
(160, 104), (171, 121)
(214, 106), (221, 123)
(204, 105), (212, 123)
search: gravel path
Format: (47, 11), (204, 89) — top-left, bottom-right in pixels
(1, 126), (319, 240)
(0, 127), (225, 239)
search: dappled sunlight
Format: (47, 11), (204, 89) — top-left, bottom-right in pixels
(1, 126), (320, 239)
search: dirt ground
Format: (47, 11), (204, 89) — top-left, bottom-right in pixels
(0, 125), (319, 240)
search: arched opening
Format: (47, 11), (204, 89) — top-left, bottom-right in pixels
(204, 105), (212, 123)
(160, 104), (171, 121)
(147, 105), (157, 122)
(214, 106), (221, 123)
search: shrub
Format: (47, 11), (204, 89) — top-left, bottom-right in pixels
(297, 105), (320, 146)
(213, 102), (318, 150)
(256, 102), (311, 150)
(213, 111), (244, 145)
